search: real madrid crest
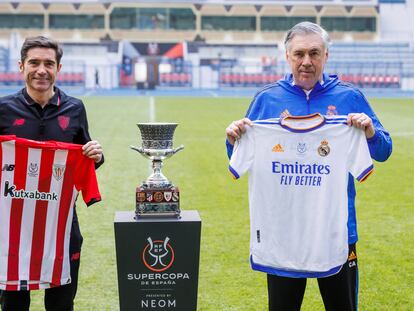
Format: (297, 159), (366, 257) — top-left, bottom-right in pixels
(318, 139), (330, 157)
(326, 105), (338, 116)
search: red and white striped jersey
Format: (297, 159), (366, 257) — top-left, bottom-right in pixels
(0, 135), (101, 290)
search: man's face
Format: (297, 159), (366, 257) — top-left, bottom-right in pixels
(19, 47), (61, 93)
(286, 33), (328, 90)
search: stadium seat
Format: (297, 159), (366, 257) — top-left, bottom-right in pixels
(384, 75), (392, 88)
(223, 73), (231, 87)
(239, 74), (247, 87)
(353, 75), (363, 87)
(179, 73), (187, 86)
(377, 75), (385, 88)
(246, 74), (254, 86)
(171, 73), (180, 86)
(164, 73), (172, 85)
(0, 72), (7, 85)
(370, 75), (378, 88)
(363, 75), (371, 88)
(392, 75), (400, 88)
(253, 74), (263, 86)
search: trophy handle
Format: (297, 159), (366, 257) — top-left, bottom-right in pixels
(130, 145), (144, 154)
(173, 145), (184, 154)
(130, 145), (184, 158)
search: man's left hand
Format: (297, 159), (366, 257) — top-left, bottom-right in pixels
(347, 113), (375, 139)
(82, 140), (103, 163)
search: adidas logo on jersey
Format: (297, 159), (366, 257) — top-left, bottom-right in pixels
(272, 144), (284, 152)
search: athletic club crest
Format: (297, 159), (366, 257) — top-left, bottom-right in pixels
(318, 140), (330, 157)
(53, 164), (66, 180)
(142, 237), (175, 272)
(164, 191), (172, 202)
(58, 116), (70, 130)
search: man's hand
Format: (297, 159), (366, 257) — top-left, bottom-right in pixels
(347, 113), (375, 139)
(82, 140), (103, 163)
(226, 118), (253, 145)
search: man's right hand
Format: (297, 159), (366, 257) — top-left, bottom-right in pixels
(225, 118), (253, 145)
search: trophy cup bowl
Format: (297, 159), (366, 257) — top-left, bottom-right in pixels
(130, 123), (184, 218)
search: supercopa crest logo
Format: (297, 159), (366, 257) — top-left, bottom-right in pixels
(142, 237), (175, 272)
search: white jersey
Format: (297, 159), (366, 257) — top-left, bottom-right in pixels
(229, 114), (373, 277)
(0, 135), (101, 290)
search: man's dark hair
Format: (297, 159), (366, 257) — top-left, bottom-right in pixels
(20, 36), (63, 65)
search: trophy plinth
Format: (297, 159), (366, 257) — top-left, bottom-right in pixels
(131, 123), (183, 218)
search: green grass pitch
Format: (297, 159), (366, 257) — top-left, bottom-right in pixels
(29, 95), (413, 310)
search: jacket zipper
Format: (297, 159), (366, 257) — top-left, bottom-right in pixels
(305, 91), (310, 114)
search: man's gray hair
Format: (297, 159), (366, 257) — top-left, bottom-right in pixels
(284, 22), (331, 51)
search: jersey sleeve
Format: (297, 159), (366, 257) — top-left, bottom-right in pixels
(74, 152), (102, 206)
(229, 126), (254, 179)
(347, 127), (374, 182)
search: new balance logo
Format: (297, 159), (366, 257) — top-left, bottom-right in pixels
(272, 144), (284, 152)
(13, 119), (25, 126)
(2, 164), (15, 171)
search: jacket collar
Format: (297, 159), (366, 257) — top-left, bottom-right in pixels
(280, 73), (339, 95)
(21, 86), (63, 107)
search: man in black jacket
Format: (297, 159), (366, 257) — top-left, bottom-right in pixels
(0, 36), (103, 311)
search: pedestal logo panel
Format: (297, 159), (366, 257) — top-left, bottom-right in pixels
(114, 211), (201, 311)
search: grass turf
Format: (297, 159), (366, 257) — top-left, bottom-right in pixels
(29, 96), (413, 310)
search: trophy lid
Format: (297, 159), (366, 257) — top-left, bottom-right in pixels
(137, 123), (178, 149)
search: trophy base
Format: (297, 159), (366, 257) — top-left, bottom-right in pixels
(135, 185), (180, 219)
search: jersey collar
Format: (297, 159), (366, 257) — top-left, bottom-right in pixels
(280, 113), (326, 133)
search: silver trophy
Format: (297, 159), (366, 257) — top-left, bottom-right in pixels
(130, 123), (184, 218)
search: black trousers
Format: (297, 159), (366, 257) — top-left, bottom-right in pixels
(0, 216), (83, 311)
(267, 244), (358, 311)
